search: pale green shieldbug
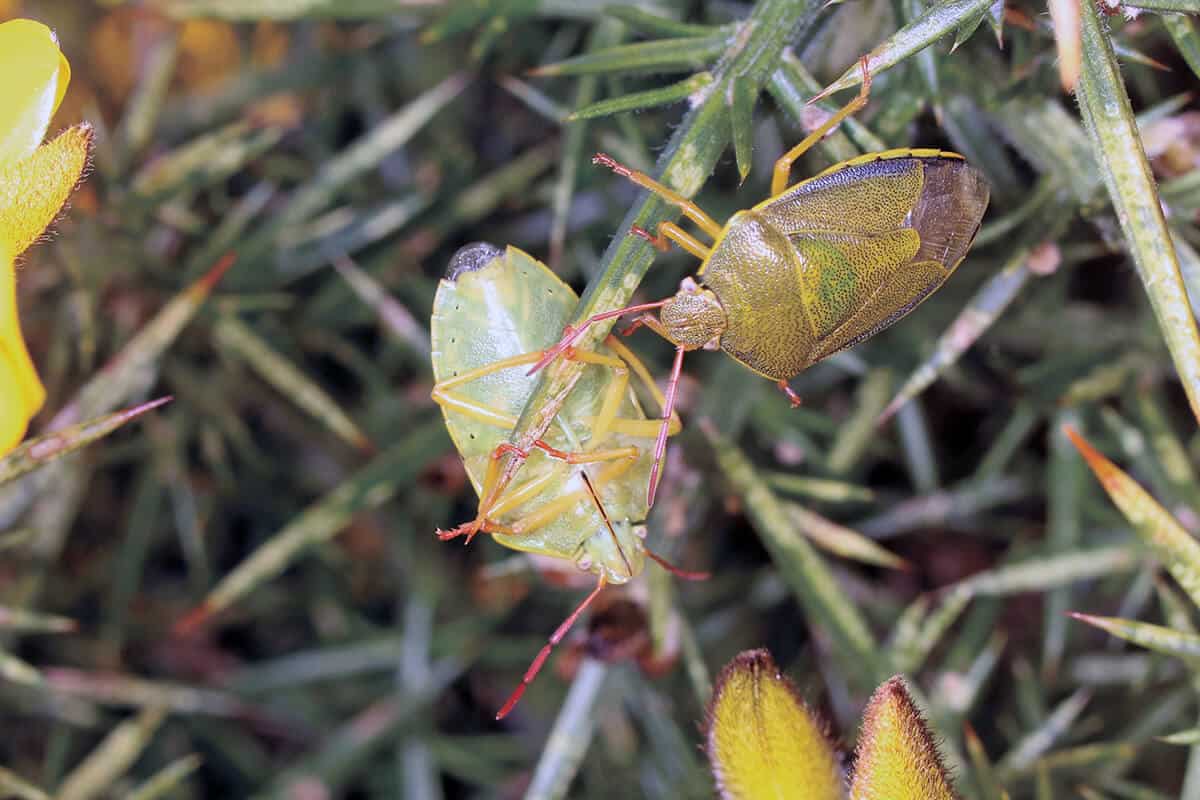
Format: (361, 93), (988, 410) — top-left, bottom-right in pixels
(429, 243), (704, 719)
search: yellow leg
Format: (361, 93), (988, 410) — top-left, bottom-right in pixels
(487, 454), (640, 539)
(433, 345), (653, 437)
(569, 341), (682, 441)
(475, 443), (517, 520)
(631, 222), (713, 261)
(595, 336), (681, 436)
(771, 57), (872, 196)
(604, 418), (681, 437)
(537, 444), (641, 464)
(433, 351), (543, 392)
(566, 347), (632, 446)
(593, 153), (723, 239)
(485, 439), (641, 514)
(446, 435), (643, 540)
(489, 467), (563, 519)
(507, 457), (638, 536)
(437, 336), (681, 543)
(438, 446), (547, 543)
(432, 388), (517, 429)
(431, 350), (545, 428)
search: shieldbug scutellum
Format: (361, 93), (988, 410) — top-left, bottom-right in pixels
(429, 243), (704, 719)
(531, 63), (990, 505)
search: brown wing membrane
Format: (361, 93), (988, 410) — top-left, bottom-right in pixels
(761, 155), (990, 363)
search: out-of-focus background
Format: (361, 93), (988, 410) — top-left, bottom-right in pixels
(3, 0), (1200, 797)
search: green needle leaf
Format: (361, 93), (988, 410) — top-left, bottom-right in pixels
(569, 72), (714, 120)
(817, 0), (997, 98)
(1077, 0), (1200, 427)
(703, 420), (884, 689)
(729, 77), (757, 184)
(532, 35), (728, 77)
(0, 397), (171, 485)
(1065, 426), (1200, 610)
(1163, 13), (1200, 81)
(1070, 613), (1200, 664)
(604, 6), (730, 38)
(176, 420), (449, 633)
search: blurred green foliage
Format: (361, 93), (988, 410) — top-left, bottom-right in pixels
(2, 0), (1200, 797)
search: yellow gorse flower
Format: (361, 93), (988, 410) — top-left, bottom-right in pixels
(706, 650), (843, 800)
(0, 18), (92, 454)
(850, 677), (957, 800)
(706, 650), (959, 800)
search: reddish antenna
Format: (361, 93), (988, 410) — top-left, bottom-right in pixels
(581, 470), (633, 579)
(644, 546), (710, 581)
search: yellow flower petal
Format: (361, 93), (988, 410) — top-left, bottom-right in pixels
(0, 124), (91, 455)
(0, 123), (92, 258)
(0, 238), (43, 453)
(850, 677), (957, 800)
(0, 18), (70, 165)
(706, 649), (843, 800)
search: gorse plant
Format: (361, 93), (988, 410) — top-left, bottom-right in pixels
(0, 0), (1197, 797)
(0, 19), (89, 453)
(706, 649), (959, 800)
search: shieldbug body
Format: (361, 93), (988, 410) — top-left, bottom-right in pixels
(531, 64), (991, 505)
(430, 243), (701, 718)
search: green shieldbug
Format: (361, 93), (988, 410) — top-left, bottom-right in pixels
(530, 63), (990, 506)
(430, 243), (701, 719)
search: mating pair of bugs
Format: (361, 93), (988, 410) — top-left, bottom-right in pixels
(429, 70), (990, 719)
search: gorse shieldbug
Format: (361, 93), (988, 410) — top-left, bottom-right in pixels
(530, 64), (990, 506)
(430, 243), (703, 719)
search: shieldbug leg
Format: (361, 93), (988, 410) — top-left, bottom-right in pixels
(499, 455), (642, 538)
(560, 346), (640, 445)
(531, 440), (638, 465)
(580, 470), (635, 579)
(433, 347), (619, 543)
(432, 350), (545, 428)
(771, 56), (873, 196)
(436, 442), (532, 544)
(592, 153), (722, 239)
(630, 222), (713, 260)
(480, 442), (642, 536)
(569, 337), (685, 508)
(592, 336), (682, 439)
(777, 380), (803, 409)
(604, 333), (685, 506)
(496, 574), (608, 720)
(618, 312), (670, 341)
